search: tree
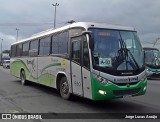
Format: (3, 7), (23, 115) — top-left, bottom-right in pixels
(3, 50), (10, 54)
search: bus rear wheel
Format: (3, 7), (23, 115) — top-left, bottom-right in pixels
(20, 70), (27, 85)
(60, 77), (70, 100)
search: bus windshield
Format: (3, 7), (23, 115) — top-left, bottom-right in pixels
(90, 28), (144, 73)
(144, 49), (160, 66)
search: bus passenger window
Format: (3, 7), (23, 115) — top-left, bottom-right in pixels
(39, 37), (51, 56)
(52, 32), (68, 55)
(11, 45), (17, 57)
(30, 40), (39, 51)
(16, 44), (22, 56)
(22, 42), (29, 56)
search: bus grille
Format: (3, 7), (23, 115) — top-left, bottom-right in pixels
(114, 82), (138, 86)
(113, 88), (141, 96)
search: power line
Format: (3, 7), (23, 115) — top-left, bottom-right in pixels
(0, 21), (68, 27)
(142, 37), (160, 47)
(0, 22), (54, 26)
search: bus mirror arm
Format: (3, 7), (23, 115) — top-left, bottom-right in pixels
(82, 31), (92, 35)
(82, 31), (94, 50)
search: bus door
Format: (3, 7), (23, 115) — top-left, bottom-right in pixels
(71, 37), (83, 96)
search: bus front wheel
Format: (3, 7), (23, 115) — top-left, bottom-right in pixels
(20, 70), (27, 85)
(60, 77), (70, 100)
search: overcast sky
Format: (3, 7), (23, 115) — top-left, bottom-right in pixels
(0, 0), (160, 51)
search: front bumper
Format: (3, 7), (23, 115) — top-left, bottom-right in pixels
(91, 74), (147, 100)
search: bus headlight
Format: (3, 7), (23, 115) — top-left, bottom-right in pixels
(146, 69), (149, 71)
(93, 74), (112, 85)
(146, 68), (151, 72)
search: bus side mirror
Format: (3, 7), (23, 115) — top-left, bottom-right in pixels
(29, 49), (38, 57)
(89, 36), (94, 50)
(82, 31), (94, 50)
(143, 50), (145, 64)
(143, 50), (145, 57)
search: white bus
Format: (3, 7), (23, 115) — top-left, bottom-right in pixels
(10, 22), (147, 100)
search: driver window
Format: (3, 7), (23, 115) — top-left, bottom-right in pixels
(72, 41), (81, 64)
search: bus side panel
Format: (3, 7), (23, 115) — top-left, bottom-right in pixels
(28, 57), (38, 83)
(36, 56), (71, 89)
(54, 57), (72, 92)
(10, 58), (30, 80)
(82, 67), (92, 99)
(10, 58), (19, 77)
(37, 56), (55, 87)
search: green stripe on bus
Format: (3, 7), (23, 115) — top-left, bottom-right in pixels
(41, 62), (61, 73)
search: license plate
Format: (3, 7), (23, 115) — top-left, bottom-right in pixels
(123, 95), (132, 98)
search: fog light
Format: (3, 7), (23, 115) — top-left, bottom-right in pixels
(143, 86), (147, 91)
(98, 90), (106, 95)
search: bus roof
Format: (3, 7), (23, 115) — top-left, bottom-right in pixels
(12, 22), (135, 45)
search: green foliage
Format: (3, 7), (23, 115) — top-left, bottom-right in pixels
(3, 50), (10, 54)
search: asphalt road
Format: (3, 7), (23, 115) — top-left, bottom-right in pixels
(0, 67), (159, 122)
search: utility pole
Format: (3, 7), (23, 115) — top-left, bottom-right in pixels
(52, 3), (59, 29)
(1, 38), (3, 65)
(16, 28), (19, 42)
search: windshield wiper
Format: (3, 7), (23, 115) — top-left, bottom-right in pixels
(127, 48), (140, 69)
(116, 39), (139, 70)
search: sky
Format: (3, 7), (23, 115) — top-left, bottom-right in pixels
(0, 0), (160, 51)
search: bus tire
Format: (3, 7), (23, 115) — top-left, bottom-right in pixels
(20, 70), (27, 85)
(60, 77), (70, 100)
